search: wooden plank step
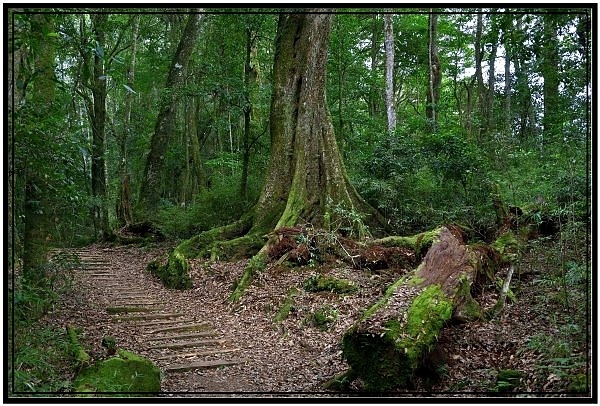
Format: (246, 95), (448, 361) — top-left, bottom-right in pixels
(148, 339), (227, 350)
(164, 359), (246, 373)
(106, 306), (161, 314)
(149, 323), (210, 334)
(154, 347), (240, 361)
(112, 313), (185, 322)
(133, 319), (196, 328)
(146, 331), (219, 341)
(109, 301), (167, 307)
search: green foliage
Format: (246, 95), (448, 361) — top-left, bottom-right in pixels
(9, 325), (75, 393)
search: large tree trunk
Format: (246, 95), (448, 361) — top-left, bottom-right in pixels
(22, 13), (56, 279)
(136, 11), (202, 220)
(541, 13), (560, 143)
(157, 11), (386, 294)
(255, 12), (383, 233)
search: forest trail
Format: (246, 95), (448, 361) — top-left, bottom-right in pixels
(63, 245), (253, 393)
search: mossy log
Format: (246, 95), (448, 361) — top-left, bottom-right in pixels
(341, 226), (497, 391)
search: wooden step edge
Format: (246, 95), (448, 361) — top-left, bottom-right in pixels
(154, 347), (241, 361)
(164, 358), (248, 373)
(148, 338), (228, 350)
(148, 322), (211, 334)
(145, 331), (220, 341)
(112, 313), (185, 322)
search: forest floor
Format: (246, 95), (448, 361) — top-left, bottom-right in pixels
(45, 226), (590, 398)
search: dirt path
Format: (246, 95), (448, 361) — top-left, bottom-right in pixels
(57, 243), (361, 395)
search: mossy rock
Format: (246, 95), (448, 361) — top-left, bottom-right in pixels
(303, 275), (358, 294)
(73, 349), (160, 395)
(310, 305), (339, 331)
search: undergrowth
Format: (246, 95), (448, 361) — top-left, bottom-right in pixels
(8, 251), (82, 395)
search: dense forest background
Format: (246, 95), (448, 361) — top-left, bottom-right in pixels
(6, 7), (593, 395)
(8, 8), (591, 256)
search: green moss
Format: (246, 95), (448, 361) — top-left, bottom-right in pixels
(400, 285), (452, 365)
(153, 249), (192, 290)
(452, 273), (483, 322)
(303, 275), (357, 294)
(491, 230), (523, 262)
(66, 326), (91, 367)
(230, 252), (266, 302)
(343, 284), (452, 391)
(73, 349), (160, 395)
(274, 287), (298, 322)
(210, 233), (265, 261)
(374, 227), (443, 259)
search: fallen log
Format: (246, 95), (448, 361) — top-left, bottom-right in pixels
(341, 225), (498, 392)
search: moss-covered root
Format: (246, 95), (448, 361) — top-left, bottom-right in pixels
(230, 251), (267, 302)
(73, 349), (160, 395)
(66, 325), (91, 368)
(148, 248), (192, 290)
(370, 227), (443, 260)
(342, 285), (452, 392)
(175, 214), (253, 260)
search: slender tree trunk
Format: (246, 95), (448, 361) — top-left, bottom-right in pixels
(426, 10), (441, 130)
(486, 42), (497, 133)
(503, 18), (512, 135)
(137, 11), (203, 220)
(116, 15), (139, 227)
(474, 13), (485, 140)
(383, 12), (396, 135)
(541, 13), (560, 143)
(89, 14), (111, 239)
(368, 14), (381, 118)
(23, 12), (56, 279)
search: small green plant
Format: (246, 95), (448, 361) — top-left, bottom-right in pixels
(325, 196), (370, 240)
(310, 305), (339, 331)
